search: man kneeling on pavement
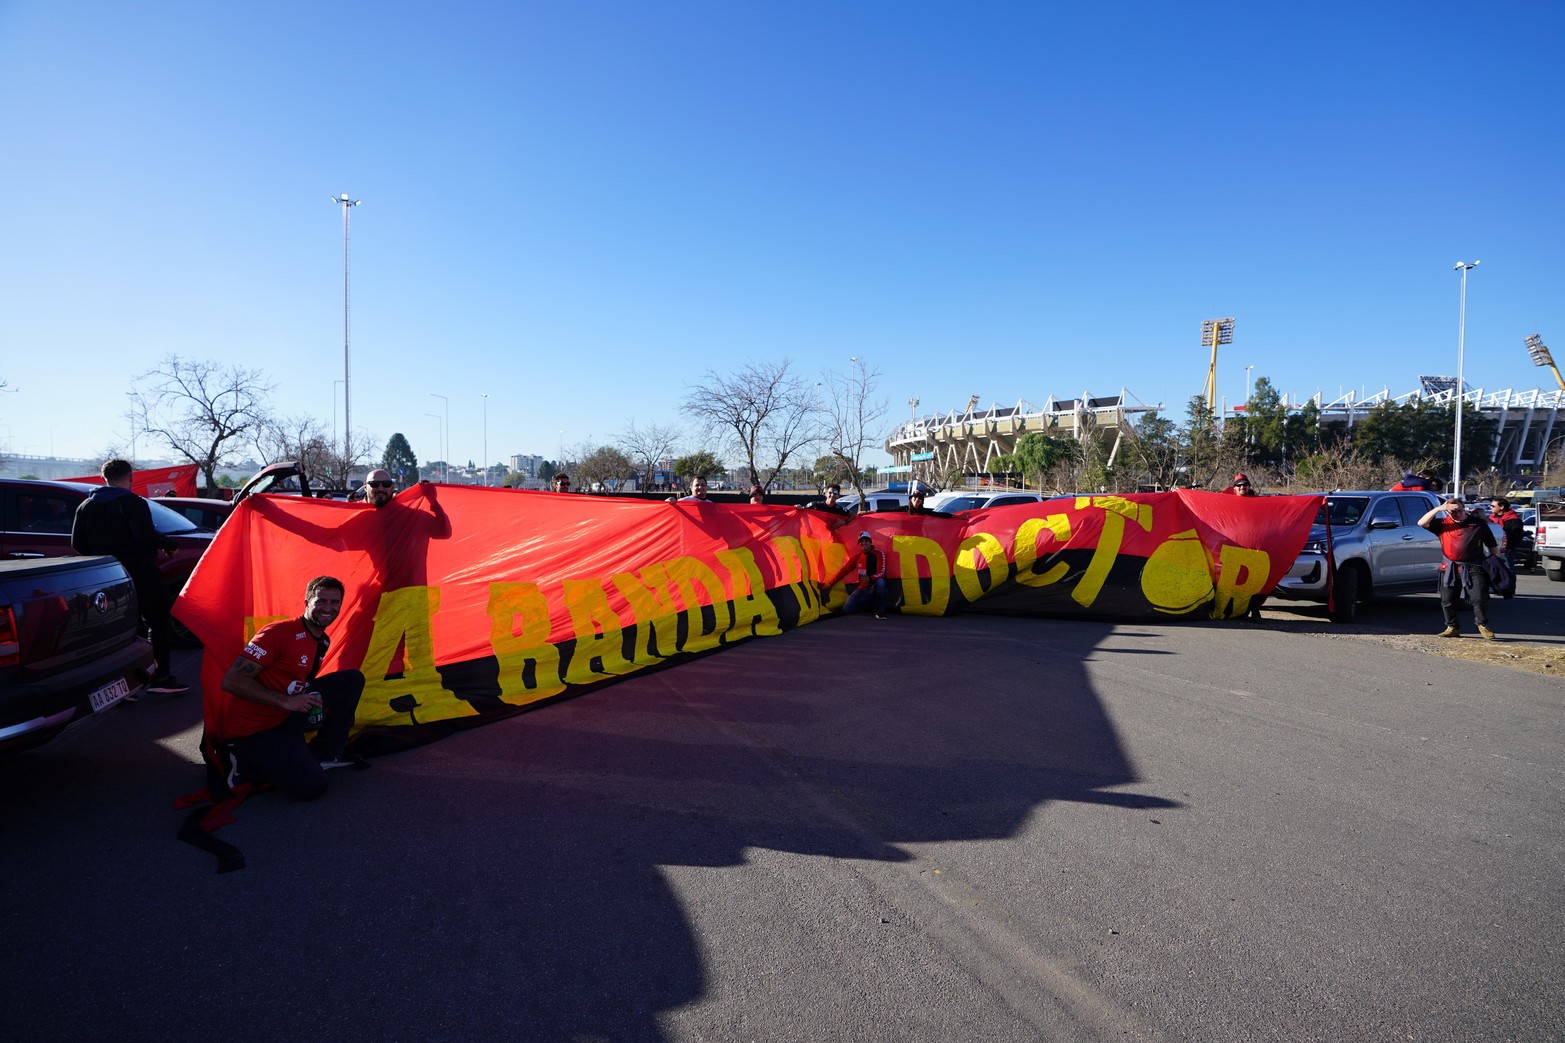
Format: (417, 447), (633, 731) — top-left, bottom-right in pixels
(1418, 498), (1499, 640)
(202, 575), (368, 801)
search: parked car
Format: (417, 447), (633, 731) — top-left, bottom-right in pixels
(0, 479), (215, 646)
(0, 556), (154, 752)
(157, 495), (235, 531)
(835, 490), (911, 515)
(924, 490), (1045, 513)
(1272, 490), (1446, 623)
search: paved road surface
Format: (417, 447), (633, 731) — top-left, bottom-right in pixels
(3, 577), (1562, 1041)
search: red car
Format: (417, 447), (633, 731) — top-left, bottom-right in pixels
(0, 478), (215, 646)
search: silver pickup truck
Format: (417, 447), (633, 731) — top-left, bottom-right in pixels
(0, 556), (155, 752)
(1270, 490), (1447, 623)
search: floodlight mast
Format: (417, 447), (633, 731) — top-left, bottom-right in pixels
(1526, 333), (1565, 392)
(1452, 261), (1478, 496)
(333, 193), (362, 475)
(1200, 318), (1235, 424)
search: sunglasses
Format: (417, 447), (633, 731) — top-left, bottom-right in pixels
(367, 481), (394, 488)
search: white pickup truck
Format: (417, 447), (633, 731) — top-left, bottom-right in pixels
(1537, 497), (1565, 582)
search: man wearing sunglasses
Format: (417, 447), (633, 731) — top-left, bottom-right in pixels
(1418, 497), (1498, 639)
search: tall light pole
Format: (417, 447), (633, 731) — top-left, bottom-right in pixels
(331, 194), (362, 468)
(1452, 261), (1479, 497)
(429, 392), (448, 481)
(482, 393), (490, 486)
(425, 413), (442, 482)
(331, 379), (344, 479)
(1200, 318), (1236, 425)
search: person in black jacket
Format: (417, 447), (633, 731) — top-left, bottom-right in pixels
(71, 459), (187, 694)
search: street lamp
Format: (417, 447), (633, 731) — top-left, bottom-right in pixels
(1452, 261), (1479, 497)
(429, 393), (448, 481)
(482, 393), (489, 486)
(425, 413), (442, 483)
(331, 193), (362, 468)
(1526, 333), (1565, 392)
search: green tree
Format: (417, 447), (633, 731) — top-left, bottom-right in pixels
(1009, 433), (1077, 488)
(672, 450), (725, 489)
(1127, 411), (1180, 489)
(382, 432), (420, 485)
(577, 446), (636, 491)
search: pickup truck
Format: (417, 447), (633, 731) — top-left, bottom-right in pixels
(0, 556), (154, 752)
(1537, 498), (1565, 582)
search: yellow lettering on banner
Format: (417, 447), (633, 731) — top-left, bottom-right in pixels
(768, 536), (821, 625)
(1073, 496), (1155, 608)
(561, 579), (638, 684)
(892, 535), (951, 616)
(954, 532), (1009, 603)
(802, 536), (850, 611)
(1012, 516), (1072, 588)
(1140, 529), (1216, 614)
(715, 547), (782, 638)
(612, 567), (681, 661)
(361, 586), (474, 721)
(1210, 544), (1271, 619)
(487, 582), (565, 704)
(665, 556), (731, 653)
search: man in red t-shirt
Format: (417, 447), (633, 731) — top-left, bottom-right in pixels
(1418, 498), (1498, 639)
(205, 575), (367, 800)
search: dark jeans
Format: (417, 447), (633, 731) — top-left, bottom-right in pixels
(228, 670), (365, 800)
(1440, 564), (1490, 629)
(844, 579), (888, 616)
(125, 563), (173, 675)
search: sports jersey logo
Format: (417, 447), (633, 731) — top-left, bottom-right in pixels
(242, 643), (267, 659)
(299, 654), (311, 666)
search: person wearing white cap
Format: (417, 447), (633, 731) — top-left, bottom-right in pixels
(843, 530), (889, 619)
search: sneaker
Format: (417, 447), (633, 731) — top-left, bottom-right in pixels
(146, 673), (190, 694)
(1437, 626), (1460, 638)
(1477, 625), (1496, 640)
(318, 752), (371, 771)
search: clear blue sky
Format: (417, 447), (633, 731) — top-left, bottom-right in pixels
(1, 1), (1560, 469)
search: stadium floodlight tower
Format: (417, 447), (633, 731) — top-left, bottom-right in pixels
(1451, 261), (1478, 497)
(1526, 333), (1565, 392)
(332, 193), (362, 471)
(1200, 318), (1235, 424)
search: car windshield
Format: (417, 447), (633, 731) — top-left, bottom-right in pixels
(1314, 496), (1370, 527)
(147, 498), (202, 534)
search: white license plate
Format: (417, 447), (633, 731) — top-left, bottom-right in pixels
(89, 677), (131, 713)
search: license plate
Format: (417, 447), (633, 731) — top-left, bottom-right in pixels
(89, 677), (131, 713)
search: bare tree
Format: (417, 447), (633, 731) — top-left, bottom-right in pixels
(577, 446), (637, 492)
(682, 359), (819, 491)
(128, 356), (275, 492)
(619, 421), (682, 491)
(252, 413), (339, 480)
(820, 357), (888, 507)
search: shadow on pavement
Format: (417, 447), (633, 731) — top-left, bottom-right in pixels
(1, 617), (1177, 1041)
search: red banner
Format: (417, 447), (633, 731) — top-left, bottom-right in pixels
(64, 463), (199, 498)
(176, 487), (1319, 753)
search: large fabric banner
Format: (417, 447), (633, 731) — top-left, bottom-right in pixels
(175, 487), (1319, 753)
(64, 463), (199, 498)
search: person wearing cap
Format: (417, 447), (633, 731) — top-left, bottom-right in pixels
(843, 530), (889, 619)
(1224, 474), (1257, 496)
(747, 485), (766, 504)
(1418, 497), (1499, 639)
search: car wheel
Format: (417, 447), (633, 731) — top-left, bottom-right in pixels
(1327, 564), (1362, 623)
(1547, 559), (1565, 583)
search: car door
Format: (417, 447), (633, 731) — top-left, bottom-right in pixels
(1361, 495), (1415, 588)
(1395, 494), (1444, 587)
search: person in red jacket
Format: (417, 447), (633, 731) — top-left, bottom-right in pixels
(1488, 497), (1526, 568)
(1224, 473), (1256, 496)
(1418, 498), (1498, 639)
(843, 530), (889, 619)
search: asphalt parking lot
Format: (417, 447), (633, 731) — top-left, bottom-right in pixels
(2, 576), (1562, 1042)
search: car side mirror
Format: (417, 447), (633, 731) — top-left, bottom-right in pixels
(1367, 518), (1399, 530)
